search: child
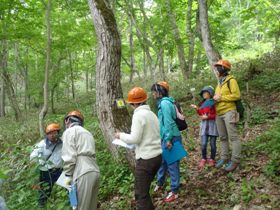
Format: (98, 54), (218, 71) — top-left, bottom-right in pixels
(191, 86), (218, 168)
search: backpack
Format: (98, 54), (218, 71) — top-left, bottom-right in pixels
(227, 79), (245, 120)
(174, 101), (188, 131)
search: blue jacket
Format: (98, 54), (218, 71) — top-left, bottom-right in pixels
(158, 97), (181, 142)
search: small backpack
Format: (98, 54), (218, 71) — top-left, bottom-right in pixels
(174, 101), (188, 131)
(227, 79), (245, 120)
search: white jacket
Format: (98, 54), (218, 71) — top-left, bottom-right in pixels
(30, 138), (63, 171)
(120, 105), (162, 160)
(62, 125), (99, 181)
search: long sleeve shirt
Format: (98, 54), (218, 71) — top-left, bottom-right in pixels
(30, 138), (63, 171)
(62, 125), (99, 181)
(119, 105), (162, 160)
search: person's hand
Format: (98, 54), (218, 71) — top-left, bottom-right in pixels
(213, 93), (221, 101)
(65, 176), (72, 189)
(166, 141), (173, 150)
(114, 132), (120, 139)
(190, 104), (198, 109)
(200, 114), (208, 120)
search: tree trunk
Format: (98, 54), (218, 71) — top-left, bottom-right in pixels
(186, 0), (196, 76)
(1, 39), (22, 121)
(68, 51), (75, 100)
(0, 79), (5, 117)
(129, 17), (136, 83)
(159, 48), (166, 80)
(88, 0), (135, 170)
(23, 47), (30, 110)
(198, 0), (221, 76)
(165, 0), (189, 79)
(39, 0), (52, 137)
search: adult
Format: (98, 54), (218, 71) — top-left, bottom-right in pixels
(30, 123), (63, 208)
(115, 87), (162, 210)
(213, 59), (241, 172)
(62, 110), (100, 210)
(151, 81), (186, 203)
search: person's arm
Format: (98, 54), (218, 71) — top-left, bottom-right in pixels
(207, 106), (216, 120)
(221, 79), (241, 102)
(61, 131), (77, 177)
(119, 113), (144, 145)
(161, 101), (175, 142)
(30, 142), (42, 160)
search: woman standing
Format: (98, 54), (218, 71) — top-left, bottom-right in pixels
(213, 59), (241, 172)
(115, 87), (162, 210)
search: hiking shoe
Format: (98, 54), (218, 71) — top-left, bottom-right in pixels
(154, 185), (163, 192)
(215, 159), (228, 168)
(225, 161), (239, 172)
(207, 159), (216, 167)
(199, 159), (207, 168)
(163, 192), (178, 203)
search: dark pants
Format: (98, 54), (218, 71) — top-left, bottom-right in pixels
(201, 135), (217, 160)
(135, 154), (162, 210)
(38, 168), (62, 207)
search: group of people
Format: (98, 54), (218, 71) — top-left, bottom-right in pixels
(30, 111), (100, 209)
(30, 59), (242, 210)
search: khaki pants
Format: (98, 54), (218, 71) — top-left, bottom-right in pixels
(76, 171), (100, 210)
(216, 110), (241, 162)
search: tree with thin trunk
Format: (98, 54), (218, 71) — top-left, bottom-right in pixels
(165, 0), (189, 79)
(198, 0), (221, 76)
(39, 0), (52, 137)
(186, 0), (196, 75)
(88, 0), (135, 170)
(0, 79), (5, 117)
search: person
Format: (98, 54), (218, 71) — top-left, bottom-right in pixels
(62, 110), (100, 210)
(213, 59), (241, 172)
(115, 87), (162, 210)
(30, 123), (63, 208)
(191, 86), (218, 168)
(151, 81), (186, 203)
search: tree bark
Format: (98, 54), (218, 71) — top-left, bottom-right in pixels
(165, 0), (189, 79)
(39, 0), (52, 137)
(198, 0), (221, 76)
(88, 0), (135, 170)
(68, 51), (75, 100)
(1, 39), (22, 121)
(129, 17), (137, 83)
(159, 48), (166, 80)
(186, 0), (196, 76)
(0, 79), (5, 117)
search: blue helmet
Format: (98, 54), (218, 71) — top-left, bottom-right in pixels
(200, 86), (214, 97)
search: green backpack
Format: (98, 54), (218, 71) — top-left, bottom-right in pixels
(227, 79), (245, 120)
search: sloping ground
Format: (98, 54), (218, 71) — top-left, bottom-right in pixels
(152, 92), (280, 210)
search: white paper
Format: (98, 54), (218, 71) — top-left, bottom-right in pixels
(56, 171), (69, 189)
(112, 139), (135, 150)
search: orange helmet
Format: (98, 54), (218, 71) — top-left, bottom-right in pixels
(45, 123), (61, 134)
(66, 110), (84, 122)
(157, 81), (170, 91)
(214, 59), (231, 70)
(126, 87), (148, 104)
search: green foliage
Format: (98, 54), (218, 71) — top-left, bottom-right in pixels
(241, 179), (256, 204)
(250, 107), (269, 125)
(255, 118), (280, 184)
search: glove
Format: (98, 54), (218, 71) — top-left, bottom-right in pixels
(65, 176), (73, 190)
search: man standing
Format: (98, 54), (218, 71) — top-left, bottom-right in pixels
(213, 59), (241, 172)
(30, 123), (63, 208)
(62, 110), (100, 210)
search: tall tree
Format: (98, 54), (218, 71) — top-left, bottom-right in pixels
(0, 79), (5, 117)
(165, 0), (189, 79)
(39, 0), (52, 137)
(198, 0), (221, 75)
(88, 0), (135, 169)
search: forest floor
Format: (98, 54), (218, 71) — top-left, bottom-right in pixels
(151, 92), (280, 210)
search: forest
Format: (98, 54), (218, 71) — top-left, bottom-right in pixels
(0, 0), (279, 209)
